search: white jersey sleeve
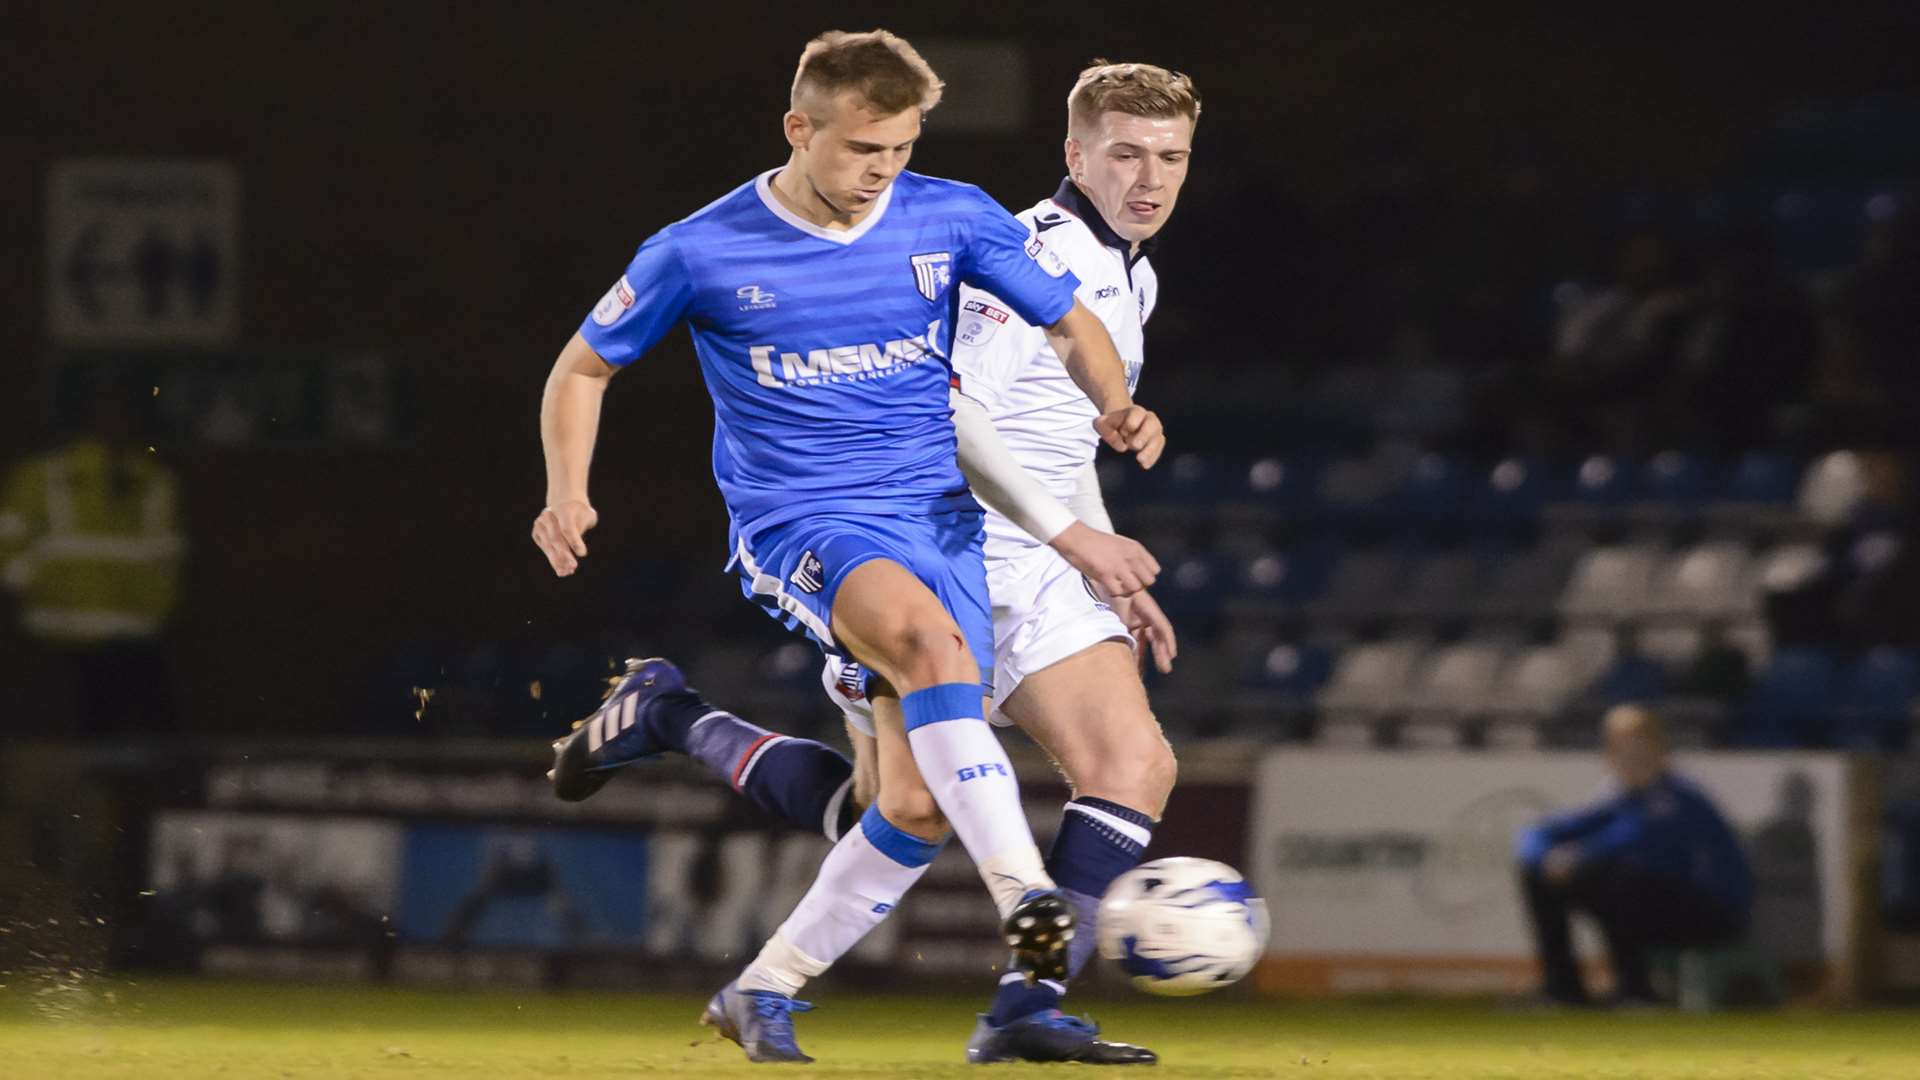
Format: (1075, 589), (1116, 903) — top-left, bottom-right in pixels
(951, 283), (1048, 414)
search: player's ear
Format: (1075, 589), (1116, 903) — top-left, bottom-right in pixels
(784, 110), (814, 152)
(1063, 136), (1082, 181)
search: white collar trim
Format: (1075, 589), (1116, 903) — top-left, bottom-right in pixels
(754, 168), (894, 246)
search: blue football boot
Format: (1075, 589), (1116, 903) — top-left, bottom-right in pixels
(966, 1009), (1158, 1065)
(1002, 889), (1077, 985)
(700, 980), (816, 1064)
(547, 657), (689, 802)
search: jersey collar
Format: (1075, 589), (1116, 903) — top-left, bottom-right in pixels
(1051, 176), (1159, 269)
(754, 168), (895, 246)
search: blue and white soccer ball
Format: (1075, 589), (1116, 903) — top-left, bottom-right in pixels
(1096, 856), (1270, 996)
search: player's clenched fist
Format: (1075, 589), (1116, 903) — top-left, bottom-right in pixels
(1094, 405), (1166, 469)
(532, 499), (598, 577)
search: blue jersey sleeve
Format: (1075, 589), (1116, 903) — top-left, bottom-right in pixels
(957, 190), (1079, 329)
(578, 227), (694, 367)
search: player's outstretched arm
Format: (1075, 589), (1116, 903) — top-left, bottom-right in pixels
(533, 332), (615, 577)
(951, 390), (1159, 597)
(1042, 300), (1165, 469)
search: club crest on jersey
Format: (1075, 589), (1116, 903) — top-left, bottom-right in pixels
(590, 275), (636, 326)
(957, 298), (1010, 348)
(835, 661), (867, 702)
(910, 251), (952, 301)
(790, 551), (826, 594)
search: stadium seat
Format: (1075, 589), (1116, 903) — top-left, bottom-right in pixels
(1476, 540), (1582, 621)
(1724, 451), (1799, 505)
(1239, 642), (1335, 699)
(1243, 455), (1313, 507)
(1640, 450), (1713, 507)
(1568, 454), (1637, 506)
(1404, 641), (1508, 716)
(1306, 548), (1410, 622)
(1586, 653), (1670, 709)
(1636, 624), (1706, 669)
(1558, 544), (1660, 621)
(1389, 549), (1484, 620)
(1394, 453), (1469, 524)
(1561, 626), (1623, 681)
(1733, 647), (1839, 747)
(1649, 541), (1756, 620)
(1315, 457), (1399, 527)
(1797, 450), (1869, 527)
(1233, 548), (1327, 609)
(1831, 647), (1919, 750)
(1159, 554), (1233, 616)
(1486, 644), (1588, 717)
(1478, 456), (1556, 525)
(1315, 639), (1426, 717)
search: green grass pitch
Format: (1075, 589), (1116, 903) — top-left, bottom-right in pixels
(2, 978), (1916, 1078)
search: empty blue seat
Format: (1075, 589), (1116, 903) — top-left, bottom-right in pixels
(1640, 451), (1712, 506)
(1236, 548), (1328, 608)
(1735, 647), (1840, 747)
(1479, 456), (1555, 524)
(1588, 655), (1669, 709)
(1239, 643), (1334, 698)
(1725, 451), (1799, 504)
(1833, 647), (1919, 750)
(1395, 453), (1469, 522)
(1159, 554), (1232, 615)
(1569, 454), (1636, 506)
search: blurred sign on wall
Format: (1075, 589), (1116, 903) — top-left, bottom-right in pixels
(45, 159), (241, 346)
(1248, 751), (1854, 996)
(50, 349), (411, 448)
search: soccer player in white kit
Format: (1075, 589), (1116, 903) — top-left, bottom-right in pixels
(824, 60), (1197, 1065)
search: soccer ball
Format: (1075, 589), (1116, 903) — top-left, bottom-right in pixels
(1096, 856), (1270, 996)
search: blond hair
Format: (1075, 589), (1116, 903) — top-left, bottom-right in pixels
(1604, 704), (1669, 749)
(1067, 60), (1201, 137)
(792, 30), (943, 118)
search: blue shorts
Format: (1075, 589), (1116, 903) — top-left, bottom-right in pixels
(730, 508), (994, 692)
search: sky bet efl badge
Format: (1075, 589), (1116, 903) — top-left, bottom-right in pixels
(910, 251), (952, 301)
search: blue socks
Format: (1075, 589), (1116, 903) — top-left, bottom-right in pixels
(986, 796), (1156, 1026)
(663, 691), (858, 840)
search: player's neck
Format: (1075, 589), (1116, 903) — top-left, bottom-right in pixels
(770, 159), (868, 231)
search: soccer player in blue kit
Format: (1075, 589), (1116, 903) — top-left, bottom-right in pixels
(530, 30), (1164, 1062)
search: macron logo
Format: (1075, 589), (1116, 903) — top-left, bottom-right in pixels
(749, 319), (945, 389)
(956, 762), (1010, 782)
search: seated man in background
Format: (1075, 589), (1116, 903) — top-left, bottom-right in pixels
(1516, 704), (1753, 1006)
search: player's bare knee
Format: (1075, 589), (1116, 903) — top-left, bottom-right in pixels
(1072, 721), (1176, 815)
(880, 618), (976, 690)
(876, 786), (948, 842)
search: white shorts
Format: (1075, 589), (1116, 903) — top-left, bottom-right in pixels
(822, 541), (1133, 737)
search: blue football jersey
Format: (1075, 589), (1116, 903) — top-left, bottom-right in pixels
(580, 169), (1081, 541)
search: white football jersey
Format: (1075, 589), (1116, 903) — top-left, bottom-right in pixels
(951, 179), (1158, 555)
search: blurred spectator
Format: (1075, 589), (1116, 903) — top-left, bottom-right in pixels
(1829, 199), (1920, 447)
(1661, 221), (1819, 450)
(0, 377), (185, 736)
(1515, 705), (1753, 1006)
(1541, 227), (1695, 453)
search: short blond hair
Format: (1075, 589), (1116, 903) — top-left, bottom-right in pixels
(792, 30), (943, 118)
(1067, 60), (1202, 138)
(1604, 704), (1669, 749)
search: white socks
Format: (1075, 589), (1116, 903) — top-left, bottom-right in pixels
(737, 806), (940, 996)
(900, 683), (1053, 918)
